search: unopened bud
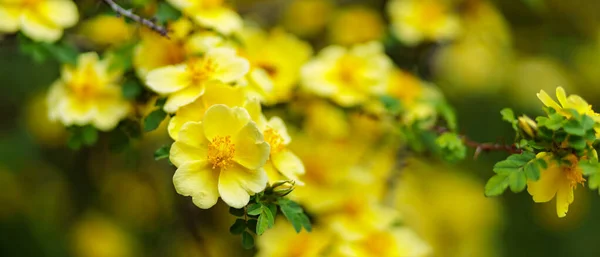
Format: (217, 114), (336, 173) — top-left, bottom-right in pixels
(518, 115), (537, 138)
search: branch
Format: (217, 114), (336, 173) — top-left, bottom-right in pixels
(434, 126), (522, 158)
(101, 0), (170, 38)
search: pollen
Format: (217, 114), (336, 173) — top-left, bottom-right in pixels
(207, 135), (236, 170)
(564, 156), (586, 188)
(187, 58), (217, 84)
(264, 127), (285, 154)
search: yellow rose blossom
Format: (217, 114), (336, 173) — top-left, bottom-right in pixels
(79, 15), (133, 47)
(170, 104), (270, 208)
(0, 0), (78, 42)
(256, 218), (331, 257)
(239, 27), (313, 104)
(527, 153), (586, 218)
(167, 0), (242, 35)
(301, 41), (392, 107)
(328, 6), (385, 45)
(333, 227), (431, 257)
(47, 52), (131, 131)
(260, 117), (305, 185)
(538, 86), (600, 136)
(282, 0), (333, 38)
(387, 0), (460, 46)
(146, 47), (250, 113)
(167, 81), (246, 140)
(133, 29), (186, 78)
(185, 31), (229, 55)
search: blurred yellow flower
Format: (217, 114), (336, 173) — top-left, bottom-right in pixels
(328, 6), (384, 45)
(47, 52), (131, 131)
(260, 116), (305, 185)
(133, 29), (187, 78)
(301, 41), (392, 106)
(185, 31), (228, 55)
(282, 0), (333, 38)
(168, 81), (246, 140)
(71, 213), (136, 257)
(387, 0), (460, 46)
(0, 0), (78, 42)
(240, 27), (313, 104)
(167, 0), (242, 35)
(79, 15), (133, 47)
(170, 104), (270, 208)
(256, 218), (331, 257)
(527, 153), (585, 218)
(146, 47), (250, 113)
(333, 228), (431, 257)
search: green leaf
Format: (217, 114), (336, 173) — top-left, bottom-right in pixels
(229, 219), (246, 235)
(122, 79), (143, 100)
(568, 136), (587, 150)
(278, 198), (310, 233)
(524, 160), (541, 181)
(256, 206), (274, 235)
(437, 102), (457, 131)
(379, 95), (402, 115)
(241, 231), (254, 249)
(81, 125), (98, 146)
(582, 115), (595, 131)
(509, 171), (527, 192)
(67, 132), (82, 150)
(579, 160), (600, 176)
(247, 219), (257, 232)
(564, 119), (585, 136)
(155, 97), (167, 108)
(542, 113), (565, 131)
(156, 2), (182, 24)
(154, 145), (171, 160)
(247, 203), (263, 216)
(500, 108), (516, 123)
(229, 207), (245, 217)
(144, 109), (167, 132)
(109, 128), (130, 152)
(484, 174), (510, 197)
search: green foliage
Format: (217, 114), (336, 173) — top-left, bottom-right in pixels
(108, 42), (136, 72)
(153, 145), (170, 160)
(485, 152), (547, 196)
(277, 198), (312, 233)
(229, 219), (247, 235)
(241, 231), (254, 249)
(67, 125), (99, 150)
(144, 98), (168, 132)
(379, 95), (403, 116)
(18, 33), (78, 65)
(501, 108), (518, 131)
(435, 132), (466, 162)
(156, 2), (182, 24)
(122, 77), (144, 100)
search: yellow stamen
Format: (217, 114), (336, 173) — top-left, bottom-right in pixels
(207, 135), (235, 170)
(264, 127), (285, 154)
(187, 58), (217, 85)
(564, 156), (585, 188)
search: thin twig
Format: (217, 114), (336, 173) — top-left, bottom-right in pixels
(434, 126), (522, 158)
(101, 0), (170, 38)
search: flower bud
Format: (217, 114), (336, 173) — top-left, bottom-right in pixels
(518, 115), (538, 138)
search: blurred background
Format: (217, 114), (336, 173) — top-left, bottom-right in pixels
(2, 0), (600, 256)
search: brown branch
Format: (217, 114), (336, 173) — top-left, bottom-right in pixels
(434, 126), (522, 158)
(101, 0), (170, 38)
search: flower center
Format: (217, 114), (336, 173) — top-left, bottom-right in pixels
(187, 58), (217, 85)
(336, 55), (361, 85)
(565, 165), (585, 188)
(263, 127), (285, 155)
(207, 135), (235, 170)
(68, 65), (102, 99)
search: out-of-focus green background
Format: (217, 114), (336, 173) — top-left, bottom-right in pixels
(2, 0), (600, 256)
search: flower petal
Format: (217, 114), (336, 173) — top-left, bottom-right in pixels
(146, 64), (189, 94)
(202, 105), (251, 140)
(272, 150), (305, 184)
(192, 8), (242, 35)
(176, 121), (208, 148)
(168, 99), (206, 140)
(233, 123), (270, 170)
(0, 6), (21, 33)
(173, 161), (219, 209)
(536, 89), (562, 111)
(170, 141), (208, 167)
(202, 81), (246, 108)
(20, 10), (62, 42)
(218, 164), (265, 208)
(527, 162), (561, 203)
(38, 0), (78, 28)
(207, 47), (250, 83)
(555, 179), (574, 218)
(164, 85), (205, 113)
(555, 87), (568, 108)
(268, 116), (291, 145)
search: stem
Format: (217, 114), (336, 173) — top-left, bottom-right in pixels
(434, 126), (523, 158)
(101, 0), (170, 38)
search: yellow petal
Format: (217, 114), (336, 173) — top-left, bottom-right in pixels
(168, 99), (205, 140)
(164, 85), (205, 113)
(202, 105), (251, 140)
(192, 8), (242, 35)
(567, 95), (590, 114)
(177, 121), (208, 148)
(206, 47), (250, 83)
(233, 123), (270, 170)
(166, 0), (195, 10)
(0, 6), (21, 33)
(170, 141), (208, 168)
(244, 98), (268, 129)
(527, 162), (562, 203)
(218, 164), (267, 208)
(268, 116), (291, 144)
(555, 179), (574, 218)
(20, 10), (62, 42)
(555, 87), (568, 108)
(536, 89), (561, 111)
(38, 0), (78, 28)
(146, 64), (189, 94)
(93, 97), (130, 131)
(173, 161), (219, 209)
(272, 150), (305, 184)
(202, 81), (246, 108)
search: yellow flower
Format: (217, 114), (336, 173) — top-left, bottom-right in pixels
(71, 213), (135, 257)
(261, 116), (305, 185)
(133, 29), (186, 78)
(0, 0), (78, 42)
(282, 0), (333, 38)
(184, 31), (229, 55)
(167, 81), (246, 140)
(538, 86), (600, 136)
(256, 218), (331, 257)
(146, 47), (250, 113)
(333, 228), (431, 257)
(167, 0), (242, 35)
(387, 0), (460, 46)
(170, 104), (270, 208)
(79, 15), (133, 47)
(301, 41), (392, 107)
(240, 27), (313, 104)
(47, 52), (131, 131)
(527, 153), (585, 218)
(328, 6), (385, 45)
